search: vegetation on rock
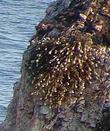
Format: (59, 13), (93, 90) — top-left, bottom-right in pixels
(1, 0), (110, 131)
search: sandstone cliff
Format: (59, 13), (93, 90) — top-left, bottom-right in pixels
(1, 0), (110, 131)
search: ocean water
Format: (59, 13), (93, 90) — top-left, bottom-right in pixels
(0, 0), (53, 123)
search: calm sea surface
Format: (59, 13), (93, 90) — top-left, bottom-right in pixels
(0, 0), (53, 123)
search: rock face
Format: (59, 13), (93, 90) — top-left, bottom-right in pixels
(1, 0), (110, 131)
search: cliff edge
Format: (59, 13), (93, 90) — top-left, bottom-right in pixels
(1, 0), (110, 131)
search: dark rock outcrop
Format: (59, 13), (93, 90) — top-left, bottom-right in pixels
(1, 0), (110, 131)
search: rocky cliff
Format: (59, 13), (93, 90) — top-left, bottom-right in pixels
(0, 0), (110, 131)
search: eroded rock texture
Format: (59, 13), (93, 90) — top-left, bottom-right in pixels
(1, 0), (110, 131)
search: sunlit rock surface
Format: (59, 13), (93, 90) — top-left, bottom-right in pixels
(0, 0), (110, 131)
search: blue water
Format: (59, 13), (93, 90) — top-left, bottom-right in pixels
(0, 0), (53, 123)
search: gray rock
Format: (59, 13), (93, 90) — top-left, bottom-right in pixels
(48, 28), (60, 37)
